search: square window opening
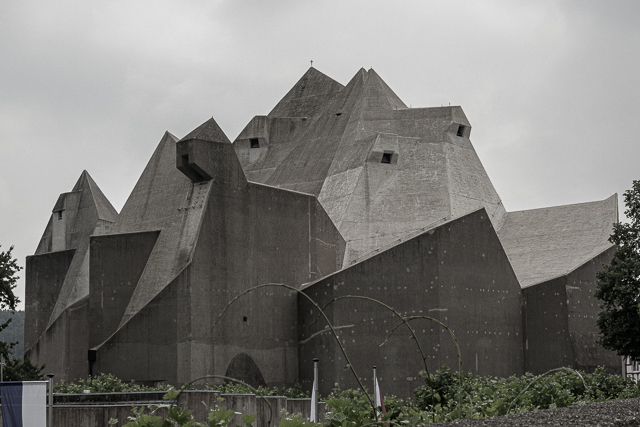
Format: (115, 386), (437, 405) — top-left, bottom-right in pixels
(243, 316), (248, 322)
(457, 125), (466, 137)
(250, 138), (260, 148)
(381, 152), (392, 164)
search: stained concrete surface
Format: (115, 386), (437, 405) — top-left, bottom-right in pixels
(299, 209), (523, 398)
(25, 67), (620, 395)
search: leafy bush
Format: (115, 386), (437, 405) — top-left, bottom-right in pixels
(56, 373), (309, 398)
(55, 373), (173, 394)
(211, 382), (309, 398)
(413, 366), (640, 420)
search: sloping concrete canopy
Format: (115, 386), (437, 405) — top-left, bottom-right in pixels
(498, 195), (617, 288)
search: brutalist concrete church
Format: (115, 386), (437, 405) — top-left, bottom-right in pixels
(25, 67), (620, 398)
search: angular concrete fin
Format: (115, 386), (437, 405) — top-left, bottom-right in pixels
(181, 118), (231, 144)
(268, 67), (345, 118)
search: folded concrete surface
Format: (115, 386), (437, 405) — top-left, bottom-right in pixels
(25, 67), (619, 397)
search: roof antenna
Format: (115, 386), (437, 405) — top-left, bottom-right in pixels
(310, 60), (313, 67)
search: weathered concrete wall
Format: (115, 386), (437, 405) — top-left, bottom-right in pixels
(522, 277), (574, 374)
(25, 171), (118, 381)
(523, 247), (619, 374)
(25, 296), (90, 382)
(24, 249), (75, 351)
(189, 140), (344, 387)
(89, 230), (159, 348)
(565, 247), (619, 372)
(299, 209), (523, 398)
(90, 120), (344, 388)
(92, 273), (181, 384)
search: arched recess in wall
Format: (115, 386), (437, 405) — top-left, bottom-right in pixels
(225, 353), (267, 388)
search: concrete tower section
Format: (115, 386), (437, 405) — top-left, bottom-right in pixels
(25, 170), (118, 380)
(88, 118), (345, 386)
(234, 68), (505, 265)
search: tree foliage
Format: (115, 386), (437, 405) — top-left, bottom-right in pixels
(0, 245), (44, 380)
(595, 180), (640, 357)
(0, 245), (20, 311)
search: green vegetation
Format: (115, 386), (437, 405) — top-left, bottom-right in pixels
(0, 309), (24, 356)
(83, 367), (640, 426)
(56, 373), (308, 398)
(0, 245), (43, 380)
(55, 373), (174, 394)
(595, 180), (640, 358)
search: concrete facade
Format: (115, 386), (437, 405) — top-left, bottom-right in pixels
(25, 67), (619, 398)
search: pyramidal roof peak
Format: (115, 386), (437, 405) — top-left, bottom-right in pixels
(362, 68), (407, 109)
(268, 67), (344, 117)
(71, 170), (118, 222)
(181, 117), (231, 144)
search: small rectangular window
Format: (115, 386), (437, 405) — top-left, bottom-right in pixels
(381, 153), (392, 164)
(57, 211), (63, 220)
(243, 316), (248, 322)
(250, 138), (260, 148)
(457, 125), (466, 137)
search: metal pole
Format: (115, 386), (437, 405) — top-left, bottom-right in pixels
(47, 373), (55, 427)
(373, 366), (377, 394)
(373, 366), (377, 409)
(313, 358), (319, 422)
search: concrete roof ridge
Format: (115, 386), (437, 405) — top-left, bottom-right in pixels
(180, 117), (231, 144)
(504, 193), (618, 216)
(301, 208), (486, 289)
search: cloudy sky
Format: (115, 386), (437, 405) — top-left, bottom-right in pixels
(1, 0), (638, 308)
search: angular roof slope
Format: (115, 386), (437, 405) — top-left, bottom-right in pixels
(235, 68), (505, 264)
(81, 171), (118, 223)
(268, 67), (345, 118)
(181, 117), (231, 144)
(498, 195), (617, 288)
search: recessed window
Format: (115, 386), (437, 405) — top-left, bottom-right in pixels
(249, 138), (260, 148)
(456, 125), (466, 137)
(381, 153), (392, 164)
(335, 113), (342, 116)
(243, 316), (248, 322)
(57, 211), (63, 220)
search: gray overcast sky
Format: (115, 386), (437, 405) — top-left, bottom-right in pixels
(1, 0), (639, 309)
